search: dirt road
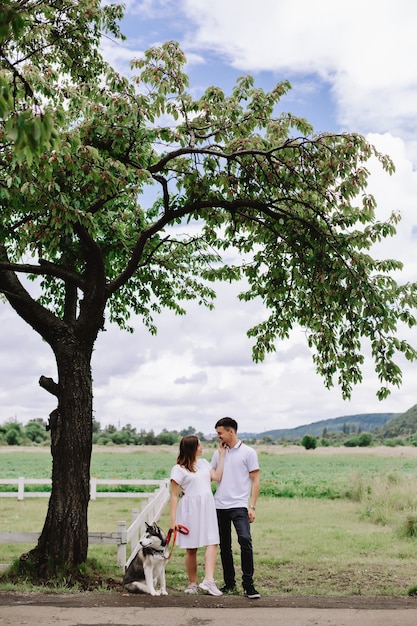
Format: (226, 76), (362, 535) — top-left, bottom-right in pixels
(1, 592), (417, 626)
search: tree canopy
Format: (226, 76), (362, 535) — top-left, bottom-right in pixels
(0, 0), (124, 162)
(2, 37), (416, 397)
(1, 2), (416, 578)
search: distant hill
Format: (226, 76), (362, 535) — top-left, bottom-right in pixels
(258, 412), (398, 441)
(377, 404), (417, 438)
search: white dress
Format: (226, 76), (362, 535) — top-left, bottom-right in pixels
(170, 458), (220, 548)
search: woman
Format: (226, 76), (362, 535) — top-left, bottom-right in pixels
(170, 435), (226, 595)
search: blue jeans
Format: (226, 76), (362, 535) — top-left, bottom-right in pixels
(216, 507), (254, 589)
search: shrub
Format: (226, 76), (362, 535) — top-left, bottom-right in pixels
(402, 515), (417, 538)
(301, 434), (317, 450)
(5, 428), (21, 446)
(344, 437), (359, 447)
(358, 432), (372, 447)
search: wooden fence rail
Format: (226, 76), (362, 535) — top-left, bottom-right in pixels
(0, 478), (170, 569)
(0, 477), (167, 501)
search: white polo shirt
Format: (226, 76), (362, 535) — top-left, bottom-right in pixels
(211, 440), (259, 509)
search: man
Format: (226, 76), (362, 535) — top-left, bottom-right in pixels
(211, 416), (260, 599)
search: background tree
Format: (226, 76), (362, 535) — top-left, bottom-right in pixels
(156, 429), (180, 446)
(301, 434), (318, 450)
(3, 420), (23, 446)
(358, 432), (373, 447)
(1, 14), (416, 582)
(25, 418), (49, 444)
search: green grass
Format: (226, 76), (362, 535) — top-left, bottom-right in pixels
(2, 445), (417, 595)
(160, 497), (417, 596)
(0, 445), (177, 480)
(4, 444), (417, 496)
(257, 448), (417, 498)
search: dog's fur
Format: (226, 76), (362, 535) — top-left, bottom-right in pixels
(123, 522), (168, 595)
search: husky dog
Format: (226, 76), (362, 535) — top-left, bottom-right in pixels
(123, 522), (169, 595)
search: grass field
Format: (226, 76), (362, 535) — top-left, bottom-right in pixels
(3, 444), (417, 498)
(2, 444), (417, 596)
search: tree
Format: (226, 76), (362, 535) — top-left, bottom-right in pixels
(25, 418), (49, 443)
(156, 429), (180, 445)
(358, 432), (373, 447)
(1, 15), (416, 580)
(180, 426), (197, 437)
(301, 434), (317, 450)
(4, 420), (23, 446)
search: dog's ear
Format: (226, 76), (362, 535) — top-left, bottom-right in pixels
(145, 522), (152, 530)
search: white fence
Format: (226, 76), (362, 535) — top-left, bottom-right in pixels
(0, 477), (167, 501)
(0, 478), (170, 569)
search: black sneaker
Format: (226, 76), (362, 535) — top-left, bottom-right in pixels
(220, 585), (237, 594)
(244, 585), (260, 599)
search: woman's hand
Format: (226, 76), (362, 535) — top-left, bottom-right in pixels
(218, 441), (227, 456)
(210, 442), (226, 482)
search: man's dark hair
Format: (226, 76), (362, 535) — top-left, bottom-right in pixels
(215, 417), (238, 432)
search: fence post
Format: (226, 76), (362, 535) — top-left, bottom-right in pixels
(117, 520), (127, 568)
(90, 477), (97, 501)
(140, 500), (147, 535)
(131, 509), (139, 549)
(18, 477), (25, 501)
(151, 488), (158, 520)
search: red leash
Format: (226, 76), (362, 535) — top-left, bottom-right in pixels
(166, 524), (189, 559)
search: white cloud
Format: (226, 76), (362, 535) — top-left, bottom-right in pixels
(180, 0), (417, 157)
(363, 133), (417, 281)
(0, 305), (56, 421)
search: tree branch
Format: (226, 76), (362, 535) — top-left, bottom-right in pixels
(0, 258), (85, 290)
(39, 375), (59, 397)
(73, 223), (107, 332)
(0, 45), (37, 102)
(0, 245), (65, 343)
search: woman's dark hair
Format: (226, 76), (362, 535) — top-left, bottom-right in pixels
(177, 435), (199, 472)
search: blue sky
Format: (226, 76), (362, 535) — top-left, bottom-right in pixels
(1, 0), (417, 435)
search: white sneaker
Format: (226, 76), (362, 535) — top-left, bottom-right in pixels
(184, 583), (198, 594)
(199, 579), (223, 596)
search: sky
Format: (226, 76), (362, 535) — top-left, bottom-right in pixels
(1, 0), (417, 435)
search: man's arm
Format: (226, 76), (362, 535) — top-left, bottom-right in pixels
(248, 469), (260, 522)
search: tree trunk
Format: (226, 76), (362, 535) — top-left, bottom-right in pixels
(20, 340), (94, 577)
